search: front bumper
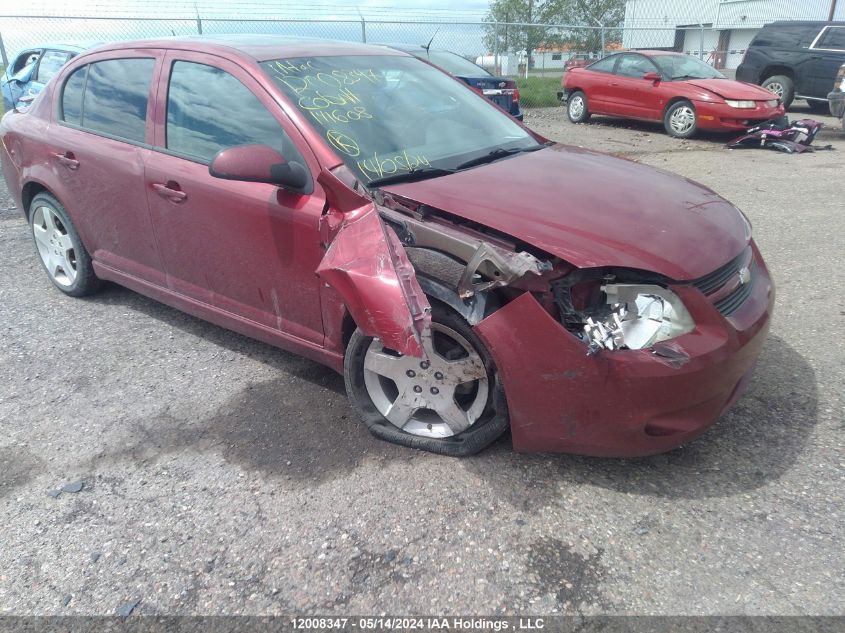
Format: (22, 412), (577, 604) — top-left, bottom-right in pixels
(695, 101), (785, 131)
(829, 91), (845, 119)
(474, 242), (774, 457)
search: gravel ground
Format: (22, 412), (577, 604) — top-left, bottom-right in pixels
(0, 105), (843, 617)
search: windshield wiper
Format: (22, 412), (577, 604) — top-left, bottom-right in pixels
(367, 167), (456, 188)
(454, 144), (545, 171)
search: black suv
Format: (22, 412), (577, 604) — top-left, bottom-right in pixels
(737, 21), (845, 110)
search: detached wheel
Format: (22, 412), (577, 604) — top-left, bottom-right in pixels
(761, 75), (794, 109)
(664, 100), (698, 138)
(344, 303), (509, 456)
(29, 192), (100, 297)
(567, 91), (591, 123)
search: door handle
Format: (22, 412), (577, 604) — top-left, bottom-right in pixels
(610, 82), (619, 86)
(152, 182), (187, 203)
(52, 151), (79, 170)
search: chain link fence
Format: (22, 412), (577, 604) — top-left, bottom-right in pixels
(1, 0), (843, 109)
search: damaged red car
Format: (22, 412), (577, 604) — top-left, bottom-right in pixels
(0, 37), (774, 457)
(561, 51), (786, 138)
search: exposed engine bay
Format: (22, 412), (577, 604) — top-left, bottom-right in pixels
(369, 189), (695, 357)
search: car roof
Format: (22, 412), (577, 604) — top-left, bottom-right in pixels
(626, 50), (689, 57)
(88, 35), (409, 62)
(386, 44), (428, 52)
(16, 42), (93, 54)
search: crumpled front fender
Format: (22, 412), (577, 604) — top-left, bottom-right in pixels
(317, 206), (431, 358)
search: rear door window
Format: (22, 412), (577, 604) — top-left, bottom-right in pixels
(35, 50), (73, 84)
(74, 58), (155, 143)
(816, 27), (845, 51)
(61, 65), (87, 126)
(165, 61), (300, 164)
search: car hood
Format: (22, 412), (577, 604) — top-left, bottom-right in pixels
(684, 78), (776, 100)
(382, 145), (748, 280)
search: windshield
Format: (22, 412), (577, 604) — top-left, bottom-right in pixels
(425, 50), (491, 77)
(652, 55), (725, 80)
(261, 55), (537, 185)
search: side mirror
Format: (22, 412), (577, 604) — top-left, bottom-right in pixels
(209, 144), (311, 193)
(643, 71), (661, 83)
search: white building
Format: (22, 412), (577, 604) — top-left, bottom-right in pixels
(623, 0), (845, 69)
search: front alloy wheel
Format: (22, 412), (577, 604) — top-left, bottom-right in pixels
(344, 303), (509, 456)
(664, 100), (698, 138)
(363, 323), (488, 438)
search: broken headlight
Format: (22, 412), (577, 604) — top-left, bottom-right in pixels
(583, 284), (695, 353)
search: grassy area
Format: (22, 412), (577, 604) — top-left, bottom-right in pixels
(515, 76), (562, 108)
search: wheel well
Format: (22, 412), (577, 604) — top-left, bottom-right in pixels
(341, 310), (357, 351)
(338, 246), (503, 351)
(21, 182), (49, 220)
(761, 66), (794, 82)
(663, 97), (693, 117)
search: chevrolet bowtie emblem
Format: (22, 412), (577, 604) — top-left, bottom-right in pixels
(738, 266), (751, 285)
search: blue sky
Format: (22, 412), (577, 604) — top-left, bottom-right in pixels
(1, 0), (497, 57)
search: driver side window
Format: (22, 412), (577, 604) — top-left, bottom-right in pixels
(616, 54), (656, 78)
(165, 61), (302, 164)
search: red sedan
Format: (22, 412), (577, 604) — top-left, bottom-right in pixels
(1, 37), (773, 457)
(561, 51), (785, 137)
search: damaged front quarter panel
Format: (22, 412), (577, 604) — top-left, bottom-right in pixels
(316, 171), (431, 358)
(317, 171), (558, 359)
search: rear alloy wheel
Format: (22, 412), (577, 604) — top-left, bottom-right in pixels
(761, 75), (794, 109)
(567, 90), (591, 123)
(344, 304), (509, 456)
(664, 100), (698, 138)
(29, 192), (100, 297)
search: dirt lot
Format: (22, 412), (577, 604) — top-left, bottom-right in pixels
(0, 106), (843, 617)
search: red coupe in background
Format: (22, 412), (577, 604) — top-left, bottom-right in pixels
(560, 51), (785, 138)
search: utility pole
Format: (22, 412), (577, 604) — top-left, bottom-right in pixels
(830, 0), (838, 21)
(526, 0), (534, 79)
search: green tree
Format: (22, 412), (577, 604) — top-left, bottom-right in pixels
(566, 0), (625, 53)
(483, 0), (625, 63)
(483, 0), (567, 69)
